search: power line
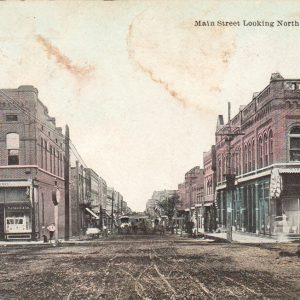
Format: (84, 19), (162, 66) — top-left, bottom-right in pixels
(0, 90), (88, 168)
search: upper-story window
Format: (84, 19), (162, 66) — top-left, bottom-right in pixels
(243, 144), (248, 173)
(218, 159), (221, 182)
(264, 133), (269, 166)
(6, 133), (19, 165)
(248, 142), (252, 171)
(252, 140), (255, 170)
(6, 115), (18, 122)
(269, 130), (273, 164)
(289, 126), (300, 161)
(258, 136), (263, 168)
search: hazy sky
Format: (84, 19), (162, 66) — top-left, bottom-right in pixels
(1, 1), (300, 211)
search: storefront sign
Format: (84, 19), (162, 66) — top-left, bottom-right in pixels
(6, 204), (31, 210)
(0, 181), (31, 187)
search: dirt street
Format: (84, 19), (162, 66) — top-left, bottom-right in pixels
(0, 236), (299, 299)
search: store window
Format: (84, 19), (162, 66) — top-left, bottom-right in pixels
(289, 126), (300, 161)
(6, 133), (19, 165)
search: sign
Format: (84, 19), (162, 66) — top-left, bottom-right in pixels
(6, 203), (31, 210)
(0, 181), (31, 187)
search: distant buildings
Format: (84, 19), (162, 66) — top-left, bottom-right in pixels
(146, 190), (177, 218)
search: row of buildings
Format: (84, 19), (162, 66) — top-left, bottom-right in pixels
(147, 73), (300, 237)
(0, 85), (131, 241)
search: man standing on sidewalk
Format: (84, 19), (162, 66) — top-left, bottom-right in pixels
(47, 223), (56, 243)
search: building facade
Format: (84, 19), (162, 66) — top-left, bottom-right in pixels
(203, 146), (217, 232)
(70, 161), (87, 237)
(216, 73), (300, 236)
(0, 86), (65, 240)
(183, 166), (204, 233)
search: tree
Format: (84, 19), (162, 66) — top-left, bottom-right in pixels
(158, 194), (179, 222)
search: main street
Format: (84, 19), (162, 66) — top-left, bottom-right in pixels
(0, 235), (299, 299)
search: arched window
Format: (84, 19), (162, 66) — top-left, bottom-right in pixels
(269, 130), (273, 164)
(264, 133), (268, 166)
(6, 133), (19, 165)
(44, 141), (48, 170)
(237, 148), (241, 175)
(41, 138), (44, 168)
(252, 140), (255, 170)
(258, 136), (263, 168)
(289, 126), (300, 161)
(222, 156), (225, 181)
(243, 144), (248, 173)
(218, 159), (221, 182)
(248, 142), (252, 171)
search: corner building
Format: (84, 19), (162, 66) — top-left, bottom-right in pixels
(216, 73), (300, 235)
(0, 86), (65, 240)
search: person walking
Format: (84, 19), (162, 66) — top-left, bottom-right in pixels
(47, 223), (56, 243)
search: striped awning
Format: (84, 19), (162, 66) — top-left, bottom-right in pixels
(279, 168), (300, 174)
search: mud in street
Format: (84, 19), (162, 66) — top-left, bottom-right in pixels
(0, 236), (299, 300)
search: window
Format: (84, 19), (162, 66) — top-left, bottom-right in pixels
(264, 133), (268, 166)
(6, 133), (19, 165)
(44, 142), (48, 171)
(218, 160), (221, 182)
(50, 146), (53, 173)
(248, 142), (252, 171)
(6, 115), (18, 122)
(252, 141), (255, 170)
(289, 126), (300, 161)
(41, 138), (44, 169)
(269, 130), (273, 164)
(222, 156), (225, 181)
(243, 144), (248, 173)
(258, 136), (263, 168)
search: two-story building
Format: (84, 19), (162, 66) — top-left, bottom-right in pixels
(216, 73), (300, 236)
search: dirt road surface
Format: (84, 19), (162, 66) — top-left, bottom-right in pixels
(0, 235), (299, 299)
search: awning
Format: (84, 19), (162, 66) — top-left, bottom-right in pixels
(204, 203), (213, 207)
(85, 208), (99, 219)
(279, 168), (300, 174)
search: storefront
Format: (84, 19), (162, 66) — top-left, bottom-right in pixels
(0, 181), (33, 240)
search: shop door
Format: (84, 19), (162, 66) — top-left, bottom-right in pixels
(0, 204), (4, 240)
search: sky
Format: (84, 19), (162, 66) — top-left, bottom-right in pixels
(0, 1), (300, 211)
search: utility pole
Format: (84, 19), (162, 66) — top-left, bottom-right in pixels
(111, 189), (114, 230)
(64, 125), (70, 240)
(216, 103), (244, 242)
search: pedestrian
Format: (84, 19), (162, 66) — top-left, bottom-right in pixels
(47, 223), (56, 243)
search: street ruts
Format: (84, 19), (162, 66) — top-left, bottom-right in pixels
(0, 236), (299, 299)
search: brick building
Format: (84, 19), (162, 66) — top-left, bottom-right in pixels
(70, 161), (87, 237)
(203, 146), (217, 232)
(183, 166), (204, 233)
(216, 73), (300, 236)
(0, 86), (65, 240)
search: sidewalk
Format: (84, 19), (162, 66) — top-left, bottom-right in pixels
(205, 231), (279, 243)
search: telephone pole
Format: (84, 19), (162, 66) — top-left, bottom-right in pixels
(216, 103), (244, 242)
(64, 125), (70, 240)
